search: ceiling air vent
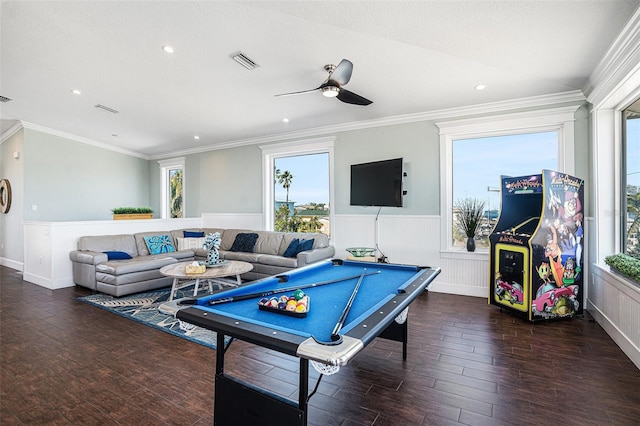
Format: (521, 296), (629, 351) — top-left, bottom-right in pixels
(229, 51), (260, 70)
(94, 104), (119, 114)
(0, 95), (12, 103)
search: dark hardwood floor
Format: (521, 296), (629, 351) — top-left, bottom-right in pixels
(2, 264), (640, 425)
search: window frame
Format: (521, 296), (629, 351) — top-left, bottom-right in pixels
(260, 137), (335, 234)
(622, 102), (640, 256)
(436, 106), (579, 254)
(157, 157), (185, 219)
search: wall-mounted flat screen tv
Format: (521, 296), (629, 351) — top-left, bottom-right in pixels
(350, 158), (404, 207)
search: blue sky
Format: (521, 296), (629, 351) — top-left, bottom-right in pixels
(275, 153), (329, 205)
(453, 131), (558, 210)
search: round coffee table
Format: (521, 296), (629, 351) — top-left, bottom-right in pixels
(160, 260), (253, 301)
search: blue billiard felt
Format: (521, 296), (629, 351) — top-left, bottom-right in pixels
(194, 260), (421, 342)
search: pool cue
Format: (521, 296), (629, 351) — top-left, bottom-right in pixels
(330, 268), (366, 341)
(205, 270), (381, 306)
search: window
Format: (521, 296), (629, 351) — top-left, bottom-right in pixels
(158, 157), (185, 219)
(437, 106), (579, 253)
(261, 138), (334, 235)
(452, 132), (558, 249)
(623, 98), (640, 258)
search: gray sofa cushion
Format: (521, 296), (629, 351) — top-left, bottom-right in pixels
(78, 234), (138, 257)
(253, 231), (284, 255)
(257, 254), (298, 268)
(96, 256), (177, 275)
(221, 250), (262, 263)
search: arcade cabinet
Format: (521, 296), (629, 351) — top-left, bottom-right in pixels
(489, 170), (584, 322)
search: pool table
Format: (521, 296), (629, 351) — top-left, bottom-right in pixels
(175, 259), (440, 425)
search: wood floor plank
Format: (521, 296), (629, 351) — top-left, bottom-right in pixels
(2, 266), (640, 425)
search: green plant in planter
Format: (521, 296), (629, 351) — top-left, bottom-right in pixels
(455, 198), (486, 235)
(604, 253), (640, 283)
(111, 207), (154, 214)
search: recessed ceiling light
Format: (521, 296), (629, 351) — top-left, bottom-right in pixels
(162, 45), (175, 54)
(282, 118), (289, 123)
(475, 84), (486, 91)
(71, 89), (82, 95)
(194, 135), (200, 140)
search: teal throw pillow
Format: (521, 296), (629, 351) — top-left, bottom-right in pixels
(283, 238), (300, 258)
(230, 233), (259, 252)
(144, 235), (175, 255)
(103, 251), (132, 260)
(294, 239), (314, 256)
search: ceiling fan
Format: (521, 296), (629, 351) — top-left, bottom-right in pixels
(275, 59), (373, 106)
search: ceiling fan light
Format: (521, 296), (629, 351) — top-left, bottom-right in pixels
(321, 86), (340, 98)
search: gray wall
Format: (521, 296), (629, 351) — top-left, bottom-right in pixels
(0, 129), (25, 264)
(334, 120), (440, 215)
(23, 128), (152, 221)
(191, 145), (263, 214)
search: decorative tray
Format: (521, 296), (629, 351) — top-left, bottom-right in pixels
(206, 260), (228, 268)
(346, 247), (376, 257)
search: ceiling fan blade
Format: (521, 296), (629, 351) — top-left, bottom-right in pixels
(337, 89), (372, 106)
(274, 87), (320, 97)
(330, 59), (353, 86)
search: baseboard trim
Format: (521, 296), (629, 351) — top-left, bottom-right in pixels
(429, 281), (486, 298)
(0, 257), (23, 271)
(22, 272), (74, 290)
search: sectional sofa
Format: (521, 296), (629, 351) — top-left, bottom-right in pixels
(69, 228), (335, 297)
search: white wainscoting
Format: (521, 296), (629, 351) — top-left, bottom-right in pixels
(332, 214), (490, 298)
(23, 218), (203, 289)
(588, 264), (640, 369)
(22, 213), (493, 299)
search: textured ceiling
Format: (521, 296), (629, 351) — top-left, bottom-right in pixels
(1, 1), (638, 158)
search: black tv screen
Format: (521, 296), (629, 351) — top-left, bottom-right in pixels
(350, 158), (404, 207)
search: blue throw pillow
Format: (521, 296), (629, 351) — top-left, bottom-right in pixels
(230, 233), (259, 252)
(103, 251), (132, 260)
(295, 239), (314, 255)
(283, 238), (300, 258)
(183, 230), (205, 238)
(144, 235), (176, 255)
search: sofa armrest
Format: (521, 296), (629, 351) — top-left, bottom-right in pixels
(70, 250), (108, 265)
(297, 246), (335, 266)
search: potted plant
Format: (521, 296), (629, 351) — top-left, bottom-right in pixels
(112, 207), (154, 220)
(454, 197), (486, 252)
(604, 253), (640, 285)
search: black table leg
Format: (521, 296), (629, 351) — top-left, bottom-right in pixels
(299, 358), (309, 425)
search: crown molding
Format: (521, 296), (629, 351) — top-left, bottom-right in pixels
(0, 121), (24, 143)
(151, 90), (585, 160)
(2, 90), (585, 161)
(4, 121), (151, 160)
(584, 7), (640, 108)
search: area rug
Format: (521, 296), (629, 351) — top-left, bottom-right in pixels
(79, 288), (220, 350)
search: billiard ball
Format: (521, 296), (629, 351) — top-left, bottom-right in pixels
(293, 289), (305, 300)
